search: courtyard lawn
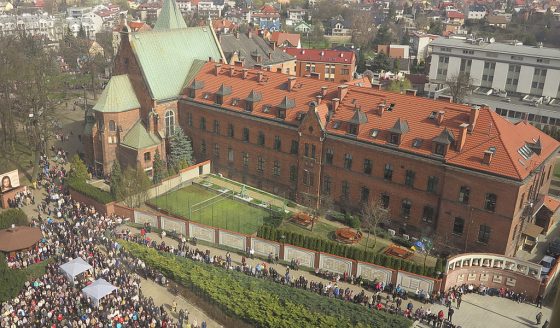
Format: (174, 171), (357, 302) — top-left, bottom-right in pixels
(554, 158), (560, 178)
(148, 184), (270, 235)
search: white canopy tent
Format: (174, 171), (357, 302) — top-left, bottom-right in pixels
(59, 257), (93, 281)
(82, 278), (117, 306)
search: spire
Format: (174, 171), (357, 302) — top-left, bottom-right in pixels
(154, 0), (187, 31)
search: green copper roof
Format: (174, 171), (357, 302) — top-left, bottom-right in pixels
(130, 26), (223, 101)
(121, 120), (160, 150)
(93, 75), (140, 113)
(153, 0), (187, 31)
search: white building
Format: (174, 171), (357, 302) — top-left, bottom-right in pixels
(410, 32), (439, 62)
(286, 7), (307, 26)
(428, 37), (560, 99)
(0, 13), (63, 40)
(198, 1), (223, 18)
(66, 12), (103, 39)
(466, 4), (486, 20)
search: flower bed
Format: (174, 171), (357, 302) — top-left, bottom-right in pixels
(122, 241), (412, 328)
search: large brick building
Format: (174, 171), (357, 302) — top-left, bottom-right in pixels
(284, 48), (356, 83)
(84, 0), (559, 258)
(178, 63), (559, 256)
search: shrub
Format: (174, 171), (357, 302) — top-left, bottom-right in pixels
(287, 201), (296, 208)
(0, 209), (28, 229)
(67, 177), (115, 204)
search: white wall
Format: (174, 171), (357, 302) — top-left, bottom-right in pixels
(447, 56), (461, 79)
(429, 54), (439, 80)
(492, 62), (509, 90)
(543, 69), (560, 98)
(469, 59), (485, 85)
(517, 65), (534, 94)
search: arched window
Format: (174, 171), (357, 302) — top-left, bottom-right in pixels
(108, 120), (116, 132)
(165, 110), (175, 136)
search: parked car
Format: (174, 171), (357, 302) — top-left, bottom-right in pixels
(546, 238), (560, 257)
(539, 255), (556, 278)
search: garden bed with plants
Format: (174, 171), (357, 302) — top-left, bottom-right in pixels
(122, 241), (412, 328)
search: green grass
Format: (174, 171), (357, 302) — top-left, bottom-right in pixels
(148, 184), (269, 234)
(0, 257), (52, 302)
(0, 140), (34, 185)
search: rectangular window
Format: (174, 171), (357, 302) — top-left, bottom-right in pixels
(381, 194), (390, 209)
(257, 132), (265, 146)
(404, 170), (415, 187)
(485, 193), (497, 212)
(201, 140), (206, 155)
(453, 217), (464, 235)
(325, 148), (334, 164)
(422, 206), (434, 223)
(290, 165), (297, 182)
(213, 120), (220, 134)
(228, 147), (233, 162)
(242, 128), (249, 142)
(344, 153), (353, 170)
(311, 145), (316, 159)
(213, 143), (219, 158)
(144, 152), (151, 162)
(427, 176), (438, 193)
(363, 159), (372, 175)
(187, 112), (193, 127)
(384, 163), (393, 180)
(290, 140), (299, 154)
(273, 160), (280, 176)
(303, 169), (314, 186)
(227, 124), (234, 137)
(341, 181), (349, 201)
(200, 117), (206, 130)
(323, 175), (331, 195)
(401, 199), (412, 219)
(274, 136), (281, 151)
(242, 152), (249, 168)
(478, 225), (491, 243)
(459, 186), (470, 204)
(257, 156), (264, 172)
(361, 187), (370, 202)
(304, 143), (309, 157)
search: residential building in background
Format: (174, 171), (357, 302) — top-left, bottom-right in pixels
(284, 48), (356, 83)
(267, 31), (301, 48)
(0, 13), (63, 40)
(377, 44), (410, 59)
(466, 4), (487, 20)
(249, 4), (281, 31)
(428, 37), (560, 99)
(220, 30), (295, 75)
(410, 32), (439, 62)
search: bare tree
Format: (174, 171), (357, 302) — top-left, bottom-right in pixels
(311, 195), (333, 231)
(445, 72), (475, 104)
(361, 198), (390, 249)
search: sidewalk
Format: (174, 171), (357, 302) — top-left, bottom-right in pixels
(121, 224), (552, 328)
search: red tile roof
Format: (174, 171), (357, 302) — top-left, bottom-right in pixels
(187, 63), (559, 180)
(447, 11), (465, 19)
(283, 48), (355, 64)
(212, 19), (236, 30)
(270, 32), (300, 47)
(543, 195), (560, 213)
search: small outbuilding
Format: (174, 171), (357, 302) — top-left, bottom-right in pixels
(0, 226), (43, 257)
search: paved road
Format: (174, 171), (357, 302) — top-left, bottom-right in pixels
(121, 225), (552, 328)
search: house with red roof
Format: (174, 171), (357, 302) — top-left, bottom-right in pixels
(284, 48), (356, 83)
(268, 32), (301, 48)
(446, 10), (465, 24)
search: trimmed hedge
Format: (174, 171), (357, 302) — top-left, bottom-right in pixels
(327, 212), (361, 229)
(122, 241), (412, 328)
(257, 226), (441, 277)
(67, 177), (115, 204)
(0, 208), (28, 229)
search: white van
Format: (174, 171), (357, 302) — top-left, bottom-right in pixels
(540, 255), (556, 277)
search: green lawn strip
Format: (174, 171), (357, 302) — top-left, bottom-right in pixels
(0, 256), (52, 302)
(148, 185), (268, 234)
(122, 241), (412, 328)
(554, 158), (560, 178)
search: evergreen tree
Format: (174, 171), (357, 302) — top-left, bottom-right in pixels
(77, 24), (87, 39)
(69, 155), (89, 182)
(109, 161), (123, 200)
(152, 149), (165, 184)
(168, 127), (194, 172)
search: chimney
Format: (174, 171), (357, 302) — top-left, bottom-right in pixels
(337, 85), (348, 101)
(469, 105), (480, 133)
(405, 89), (417, 96)
(371, 83), (381, 90)
(288, 76), (296, 91)
(320, 86), (328, 97)
(242, 68), (248, 79)
(214, 64), (222, 76)
(378, 102), (386, 116)
(457, 123), (469, 152)
(437, 110), (445, 125)
(228, 66), (235, 77)
(316, 95), (322, 105)
(437, 95), (453, 103)
(332, 98), (340, 112)
(482, 150), (493, 165)
(257, 71), (264, 82)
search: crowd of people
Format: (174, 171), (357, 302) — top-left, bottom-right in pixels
(7, 188), (35, 209)
(1, 155), (206, 328)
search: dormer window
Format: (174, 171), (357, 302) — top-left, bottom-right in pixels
(435, 143), (446, 155)
(245, 101), (254, 112)
(388, 118), (408, 146)
(215, 95), (223, 105)
(188, 79), (204, 98)
(245, 89), (262, 112)
(277, 108), (286, 119)
(432, 128), (455, 156)
(333, 121), (341, 129)
(348, 108), (367, 136)
(390, 133), (400, 145)
(215, 84), (231, 106)
(370, 129), (379, 138)
(348, 124), (358, 135)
